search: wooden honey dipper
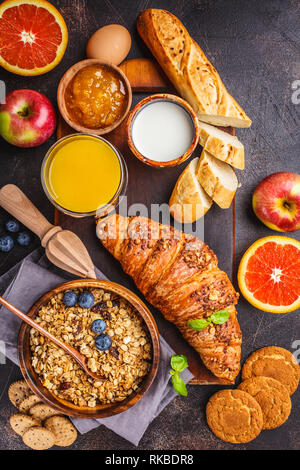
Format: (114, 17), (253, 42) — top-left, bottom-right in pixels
(0, 184), (97, 279)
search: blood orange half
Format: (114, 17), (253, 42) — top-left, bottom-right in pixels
(0, 0), (68, 76)
(238, 236), (300, 313)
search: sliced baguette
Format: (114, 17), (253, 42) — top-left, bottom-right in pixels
(137, 9), (252, 128)
(198, 121), (245, 170)
(196, 150), (238, 209)
(169, 158), (212, 223)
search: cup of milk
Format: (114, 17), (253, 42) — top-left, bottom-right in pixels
(127, 94), (199, 168)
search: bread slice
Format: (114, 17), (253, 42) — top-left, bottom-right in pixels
(137, 9), (252, 128)
(169, 158), (212, 223)
(196, 150), (238, 208)
(198, 121), (245, 170)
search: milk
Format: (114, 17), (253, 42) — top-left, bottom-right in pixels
(131, 101), (195, 162)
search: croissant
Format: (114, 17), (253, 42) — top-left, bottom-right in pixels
(96, 214), (242, 382)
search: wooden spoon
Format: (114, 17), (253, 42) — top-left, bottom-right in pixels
(0, 295), (106, 381)
(0, 184), (96, 279)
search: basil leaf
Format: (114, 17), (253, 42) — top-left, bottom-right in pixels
(187, 318), (210, 330)
(171, 372), (187, 396)
(170, 354), (188, 372)
(210, 309), (230, 325)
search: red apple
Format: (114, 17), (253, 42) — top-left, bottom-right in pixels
(0, 89), (56, 148)
(253, 172), (300, 232)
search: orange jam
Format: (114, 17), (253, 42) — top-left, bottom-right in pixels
(65, 65), (127, 129)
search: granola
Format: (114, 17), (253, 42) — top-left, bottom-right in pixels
(30, 288), (152, 407)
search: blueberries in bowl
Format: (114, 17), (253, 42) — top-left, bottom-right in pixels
(95, 334), (112, 351)
(0, 235), (14, 252)
(63, 290), (78, 307)
(5, 220), (20, 233)
(91, 319), (106, 334)
(17, 231), (31, 246)
(78, 291), (94, 309)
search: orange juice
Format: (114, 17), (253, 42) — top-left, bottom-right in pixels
(43, 135), (122, 215)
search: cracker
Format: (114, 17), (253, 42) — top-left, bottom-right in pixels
(19, 395), (42, 413)
(29, 403), (62, 421)
(242, 346), (300, 395)
(8, 380), (32, 408)
(238, 376), (291, 429)
(22, 426), (55, 450)
(206, 389), (263, 444)
(9, 414), (40, 436)
(45, 416), (77, 447)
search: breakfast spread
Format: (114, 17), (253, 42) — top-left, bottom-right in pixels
(30, 287), (152, 407)
(65, 64), (128, 130)
(86, 25), (132, 65)
(97, 214), (242, 382)
(42, 134), (123, 215)
(0, 0), (298, 451)
(8, 379), (78, 449)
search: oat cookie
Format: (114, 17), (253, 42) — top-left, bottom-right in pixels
(9, 414), (40, 436)
(45, 416), (77, 447)
(29, 403), (62, 421)
(242, 346), (300, 395)
(238, 376), (291, 429)
(22, 426), (55, 450)
(206, 389), (263, 444)
(8, 380), (32, 408)
(19, 395), (42, 413)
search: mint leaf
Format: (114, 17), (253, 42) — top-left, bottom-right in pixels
(171, 372), (187, 396)
(187, 318), (210, 330)
(169, 369), (175, 376)
(210, 309), (230, 325)
(170, 354), (188, 372)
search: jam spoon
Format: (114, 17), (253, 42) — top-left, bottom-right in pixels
(0, 295), (106, 381)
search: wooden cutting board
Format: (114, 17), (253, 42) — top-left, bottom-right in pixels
(56, 58), (236, 385)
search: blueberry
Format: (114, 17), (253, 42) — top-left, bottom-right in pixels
(78, 291), (94, 309)
(95, 334), (112, 351)
(91, 319), (106, 334)
(5, 220), (20, 233)
(63, 290), (78, 307)
(0, 235), (14, 252)
(17, 231), (31, 246)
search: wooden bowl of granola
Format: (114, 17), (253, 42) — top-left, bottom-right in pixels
(18, 279), (160, 418)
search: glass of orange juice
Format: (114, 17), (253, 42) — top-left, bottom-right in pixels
(41, 134), (127, 217)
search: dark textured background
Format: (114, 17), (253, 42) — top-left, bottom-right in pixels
(0, 0), (299, 450)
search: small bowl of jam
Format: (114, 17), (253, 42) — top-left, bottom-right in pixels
(57, 59), (132, 135)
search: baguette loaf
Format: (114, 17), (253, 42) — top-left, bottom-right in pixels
(137, 9), (251, 128)
(198, 121), (245, 170)
(169, 158), (212, 223)
(196, 150), (238, 208)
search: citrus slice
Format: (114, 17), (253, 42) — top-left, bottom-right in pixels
(0, 0), (68, 76)
(238, 236), (300, 313)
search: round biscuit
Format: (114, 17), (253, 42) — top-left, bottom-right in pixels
(19, 395), (42, 413)
(238, 376), (291, 429)
(45, 416), (77, 447)
(29, 403), (62, 421)
(22, 426), (55, 450)
(242, 346), (300, 395)
(206, 389), (263, 444)
(8, 380), (32, 408)
(9, 414), (40, 436)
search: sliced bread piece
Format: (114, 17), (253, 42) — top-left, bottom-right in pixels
(198, 121), (245, 170)
(169, 157), (212, 223)
(196, 150), (238, 209)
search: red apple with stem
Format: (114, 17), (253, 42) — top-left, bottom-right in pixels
(253, 172), (300, 232)
(0, 89), (56, 148)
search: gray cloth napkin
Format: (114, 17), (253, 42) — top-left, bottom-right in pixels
(0, 249), (194, 446)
